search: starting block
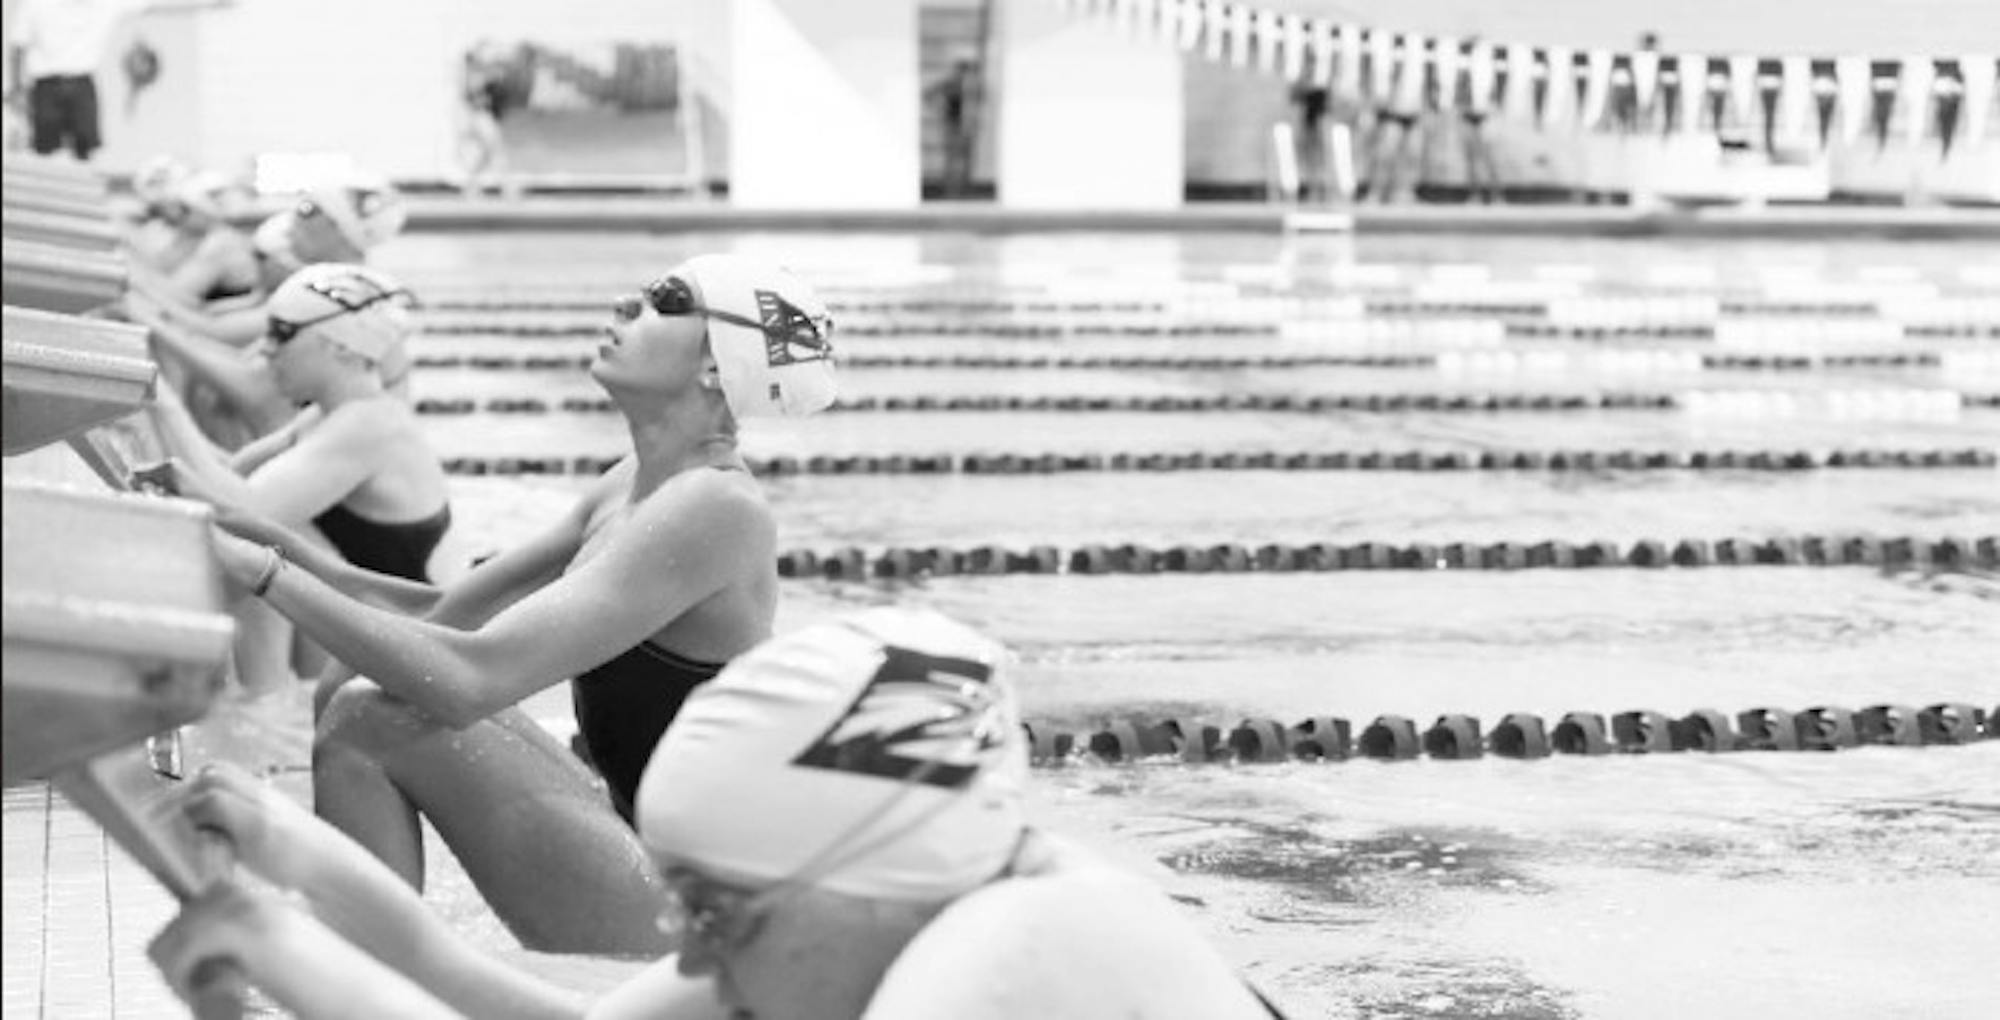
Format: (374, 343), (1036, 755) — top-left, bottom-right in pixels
(2, 306), (155, 463)
(2, 238), (127, 313)
(2, 479), (234, 785)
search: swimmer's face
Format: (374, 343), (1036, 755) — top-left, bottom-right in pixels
(592, 267), (718, 395)
(660, 865), (890, 1020)
(286, 198), (365, 264)
(257, 325), (324, 402)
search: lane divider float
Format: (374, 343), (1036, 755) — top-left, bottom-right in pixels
(1025, 703), (1997, 767)
(414, 391), (1996, 417)
(772, 536), (1998, 580)
(438, 447), (1998, 478)
(414, 317), (1999, 340)
(410, 349), (1991, 373)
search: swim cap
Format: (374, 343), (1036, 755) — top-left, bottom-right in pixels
(171, 170), (233, 221)
(636, 608), (1027, 903)
(264, 172), (408, 261)
(133, 154), (189, 205)
(266, 263), (416, 363)
(681, 253), (838, 418)
(307, 171), (407, 251)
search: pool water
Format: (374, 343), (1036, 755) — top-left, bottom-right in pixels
(364, 230), (1996, 1019)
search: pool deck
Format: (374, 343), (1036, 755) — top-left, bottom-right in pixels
(254, 195), (2000, 239)
(2, 781), (185, 1019)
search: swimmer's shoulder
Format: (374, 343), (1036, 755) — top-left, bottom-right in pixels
(868, 836), (1270, 1019)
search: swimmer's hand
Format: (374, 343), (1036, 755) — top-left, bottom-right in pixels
(145, 879), (263, 1009)
(158, 764), (325, 890)
(209, 526), (273, 601)
(129, 459), (180, 496)
(151, 874), (465, 1019)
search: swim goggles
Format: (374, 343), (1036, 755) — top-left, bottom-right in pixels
(267, 277), (414, 344)
(613, 275), (834, 359)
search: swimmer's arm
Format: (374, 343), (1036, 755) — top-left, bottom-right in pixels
(287, 836), (589, 1019)
(411, 461), (625, 630)
(144, 314), (273, 411)
(147, 381), (265, 508)
(232, 405), (389, 525)
(210, 501), (438, 615)
(157, 240), (236, 307)
(258, 472), (760, 727)
(133, 276), (268, 346)
(585, 958), (732, 1020)
(228, 408), (316, 475)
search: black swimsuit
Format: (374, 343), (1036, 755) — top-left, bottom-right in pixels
(312, 503), (451, 582)
(571, 640), (726, 824)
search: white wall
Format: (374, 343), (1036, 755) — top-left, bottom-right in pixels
(188, 0), (454, 180)
(728, 0), (920, 208)
(996, 0), (1183, 208)
(65, 0), (730, 181)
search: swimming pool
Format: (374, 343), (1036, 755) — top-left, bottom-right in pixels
(374, 229), (1996, 1020)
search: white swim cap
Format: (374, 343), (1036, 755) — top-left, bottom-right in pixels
(171, 170), (233, 221)
(308, 171), (407, 251)
(681, 253), (838, 418)
(266, 263), (416, 363)
(265, 171), (408, 261)
(133, 154), (189, 205)
(636, 608), (1028, 903)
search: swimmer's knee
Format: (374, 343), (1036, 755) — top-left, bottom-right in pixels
(314, 680), (414, 749)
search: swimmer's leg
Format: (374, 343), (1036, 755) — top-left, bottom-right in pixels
(314, 684), (674, 954)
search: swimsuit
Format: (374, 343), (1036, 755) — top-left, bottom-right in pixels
(571, 640), (726, 824)
(311, 502), (451, 582)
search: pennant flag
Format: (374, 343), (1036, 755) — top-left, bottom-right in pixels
(1729, 54), (1758, 133)
(1281, 14), (1308, 81)
(1705, 57), (1733, 131)
(1531, 47), (1553, 125)
(1630, 52), (1658, 132)
(1837, 55), (1871, 144)
(1656, 55), (1684, 134)
(1139, 0), (1168, 41)
(1393, 35), (1427, 114)
(1756, 58), (1784, 152)
(1810, 59), (1840, 148)
(1778, 56), (1813, 145)
(1962, 54), (1996, 148)
(1460, 38), (1490, 115)
(1335, 24), (1362, 96)
(1179, 0), (1207, 52)
(1581, 49), (1614, 129)
(1424, 37), (1454, 113)
(1308, 21), (1337, 88)
(1571, 50), (1593, 126)
(1869, 60), (1901, 150)
(1546, 47), (1578, 127)
(1227, 3), (1252, 67)
(1252, 9), (1281, 73)
(1931, 60), (1965, 156)
(1365, 29), (1392, 103)
(1200, 1), (1225, 60)
(1899, 56), (1933, 147)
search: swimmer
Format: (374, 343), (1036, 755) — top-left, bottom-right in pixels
(145, 263), (449, 698)
(199, 253), (838, 953)
(123, 169), (262, 305)
(125, 172), (409, 445)
(149, 263), (450, 583)
(149, 608), (1288, 1019)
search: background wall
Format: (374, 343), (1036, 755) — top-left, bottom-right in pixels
(5, 0), (1996, 200)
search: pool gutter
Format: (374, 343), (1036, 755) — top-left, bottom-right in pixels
(366, 198), (2000, 240)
